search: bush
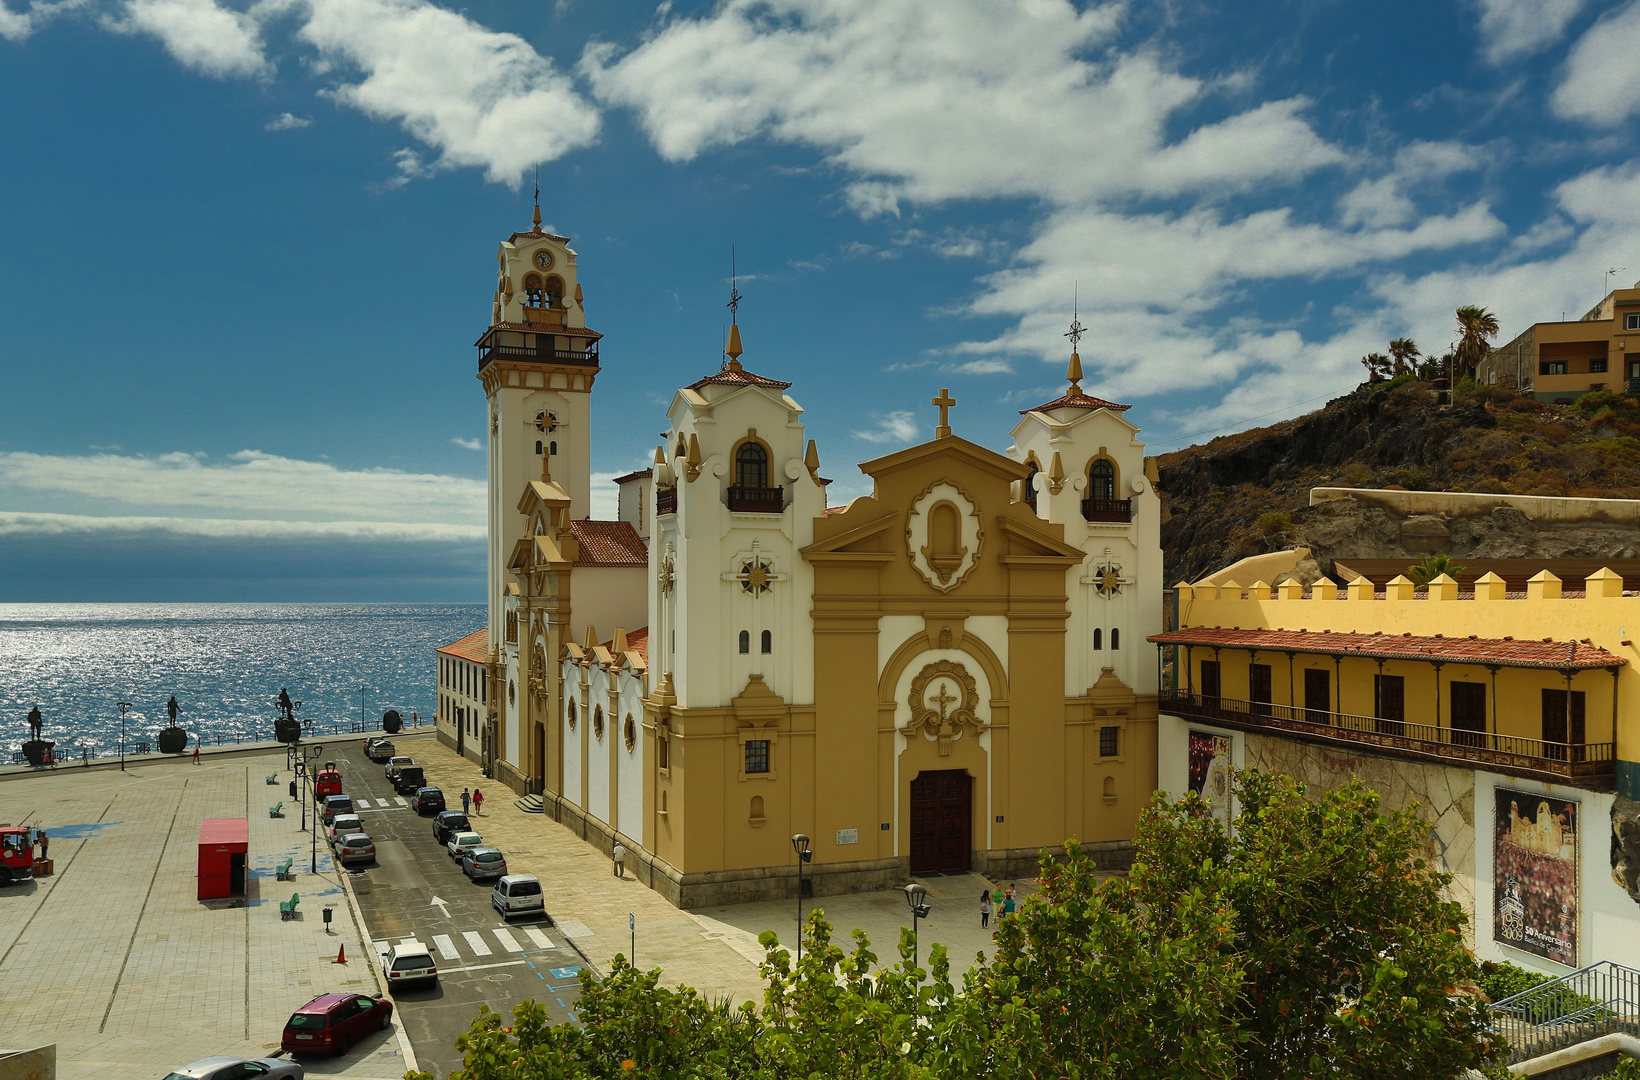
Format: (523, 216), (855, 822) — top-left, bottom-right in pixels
(1477, 960), (1550, 1003)
(1257, 511), (1290, 535)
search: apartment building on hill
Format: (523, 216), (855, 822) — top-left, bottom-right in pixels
(1477, 282), (1640, 403)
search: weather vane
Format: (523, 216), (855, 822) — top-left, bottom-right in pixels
(727, 244), (742, 322)
(1064, 282), (1083, 351)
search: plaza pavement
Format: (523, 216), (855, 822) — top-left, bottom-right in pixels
(0, 747), (411, 1080)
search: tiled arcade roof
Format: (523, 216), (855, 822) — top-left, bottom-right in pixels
(687, 366), (792, 391)
(1021, 390), (1131, 414)
(570, 520), (648, 567)
(601, 627), (649, 664)
(1147, 626), (1626, 670)
(437, 628), (488, 663)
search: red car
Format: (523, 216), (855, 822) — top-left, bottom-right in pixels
(281, 992), (393, 1055)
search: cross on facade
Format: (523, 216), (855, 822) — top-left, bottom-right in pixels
(929, 680), (958, 720)
(932, 387), (956, 438)
(1080, 548), (1132, 597)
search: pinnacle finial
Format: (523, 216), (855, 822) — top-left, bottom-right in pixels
(725, 323), (744, 369)
(1067, 352), (1083, 395)
(531, 166), (543, 234)
(1064, 282), (1085, 395)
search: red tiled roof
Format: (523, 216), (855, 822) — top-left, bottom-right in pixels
(479, 321), (604, 342)
(437, 628), (488, 663)
(822, 505), (849, 517)
(612, 468), (653, 484)
(571, 520), (648, 567)
(1021, 389), (1131, 414)
(687, 365), (792, 391)
(508, 229), (572, 244)
(1147, 626), (1625, 670)
(601, 627), (649, 664)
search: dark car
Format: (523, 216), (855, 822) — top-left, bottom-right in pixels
(432, 810), (470, 845)
(412, 786), (445, 814)
(392, 766), (425, 795)
(460, 847), (508, 882)
(281, 992), (393, 1056)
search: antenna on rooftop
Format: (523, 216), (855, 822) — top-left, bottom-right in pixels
(1608, 266), (1627, 297)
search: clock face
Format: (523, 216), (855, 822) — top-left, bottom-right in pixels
(533, 249), (553, 270)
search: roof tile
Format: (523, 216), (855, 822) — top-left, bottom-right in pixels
(437, 628), (488, 663)
(1147, 626), (1624, 670)
(571, 520), (648, 567)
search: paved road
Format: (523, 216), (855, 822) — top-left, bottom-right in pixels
(321, 742), (587, 1079)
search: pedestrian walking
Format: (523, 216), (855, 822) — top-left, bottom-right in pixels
(979, 888), (992, 929)
(612, 842), (626, 879)
(81, 745), (89, 767)
(192, 741), (200, 765)
(1001, 883), (1016, 919)
(461, 787), (471, 814)
(472, 788), (484, 816)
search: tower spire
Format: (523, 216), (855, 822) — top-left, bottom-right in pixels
(1063, 282), (1084, 396)
(723, 244), (744, 371)
(531, 166), (542, 234)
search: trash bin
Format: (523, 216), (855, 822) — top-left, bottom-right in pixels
(289, 780), (297, 797)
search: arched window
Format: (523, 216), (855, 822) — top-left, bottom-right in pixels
(567, 700), (577, 730)
(1088, 459), (1116, 501)
(761, 630), (772, 654)
(593, 706), (604, 741)
(1103, 775), (1116, 798)
(624, 714), (636, 752)
(735, 442), (769, 488)
(544, 275), (565, 308)
(1111, 628), (1120, 649)
(738, 630), (750, 654)
(549, 441), (557, 455)
(535, 440), (542, 455)
(1092, 628), (1103, 650)
(1024, 461), (1040, 507)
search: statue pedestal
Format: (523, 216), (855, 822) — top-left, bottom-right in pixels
(22, 739), (54, 767)
(157, 727), (188, 755)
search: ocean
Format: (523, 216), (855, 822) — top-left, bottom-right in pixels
(0, 603), (485, 758)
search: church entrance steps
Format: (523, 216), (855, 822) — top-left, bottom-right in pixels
(515, 794), (545, 814)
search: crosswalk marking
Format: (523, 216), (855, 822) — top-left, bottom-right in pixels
(393, 796), (408, 806)
(462, 931), (493, 956)
(491, 927), (521, 952)
(432, 934), (460, 960)
(524, 928), (555, 950)
(377, 798), (391, 807)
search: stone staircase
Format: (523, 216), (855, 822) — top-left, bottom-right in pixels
(515, 793), (544, 814)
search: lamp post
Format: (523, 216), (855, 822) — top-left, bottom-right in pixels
(117, 702), (132, 772)
(791, 833), (812, 964)
(903, 882), (931, 970)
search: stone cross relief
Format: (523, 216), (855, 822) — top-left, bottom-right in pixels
(903, 659), (982, 756)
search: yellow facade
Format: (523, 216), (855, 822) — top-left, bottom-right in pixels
(1478, 283), (1640, 402)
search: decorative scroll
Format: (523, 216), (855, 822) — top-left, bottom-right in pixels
(902, 659), (984, 756)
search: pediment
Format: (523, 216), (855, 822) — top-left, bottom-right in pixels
(517, 478), (572, 515)
(995, 515), (1085, 560)
(859, 434), (1028, 485)
(801, 508), (896, 563)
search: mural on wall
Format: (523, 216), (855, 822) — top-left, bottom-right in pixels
(1494, 788), (1579, 968)
(1187, 730), (1233, 827)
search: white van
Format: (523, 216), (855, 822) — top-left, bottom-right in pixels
(491, 874), (544, 919)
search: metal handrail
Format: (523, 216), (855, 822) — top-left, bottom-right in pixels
(1489, 961), (1640, 1062)
(727, 485), (785, 513)
(1161, 691), (1615, 776)
(1081, 497), (1132, 522)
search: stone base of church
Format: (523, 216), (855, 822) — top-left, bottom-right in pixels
(972, 839), (1134, 881)
(495, 758), (529, 795)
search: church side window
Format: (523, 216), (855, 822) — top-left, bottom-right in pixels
(761, 630), (772, 654)
(1111, 628), (1120, 649)
(1089, 460), (1116, 501)
(1092, 628), (1102, 650)
(744, 739), (770, 774)
(738, 630), (750, 654)
(735, 442), (769, 488)
(1100, 726), (1120, 757)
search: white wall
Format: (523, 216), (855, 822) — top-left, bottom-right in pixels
(560, 657), (582, 806)
(585, 664), (612, 824)
(1156, 712), (1245, 822)
(617, 668), (646, 844)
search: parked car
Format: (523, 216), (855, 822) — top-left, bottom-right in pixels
(446, 831), (483, 860)
(363, 734), (388, 752)
(163, 1056), (304, 1080)
(491, 873), (545, 919)
(364, 739), (396, 762)
(432, 811), (470, 845)
(380, 939), (437, 990)
(326, 814), (363, 848)
(335, 833), (376, 865)
(281, 992), (393, 1056)
(412, 786), (445, 814)
(384, 755), (414, 781)
(393, 766), (426, 795)
(319, 795), (354, 828)
(460, 847), (507, 882)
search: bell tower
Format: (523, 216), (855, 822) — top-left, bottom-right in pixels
(478, 200), (602, 714)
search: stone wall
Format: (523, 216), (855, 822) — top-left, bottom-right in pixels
(1244, 733), (1477, 931)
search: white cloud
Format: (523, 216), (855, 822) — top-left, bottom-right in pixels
(300, 0), (601, 185)
(0, 449), (483, 526)
(950, 358), (1013, 375)
(118, 0), (268, 78)
(265, 110), (312, 130)
(1553, 0), (1640, 124)
(853, 411), (919, 444)
(0, 0), (89, 42)
(1474, 0), (1587, 63)
(449, 436), (482, 450)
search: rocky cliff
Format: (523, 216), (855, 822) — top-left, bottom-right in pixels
(1158, 380), (1640, 584)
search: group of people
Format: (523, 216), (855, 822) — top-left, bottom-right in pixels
(979, 882), (1017, 928)
(459, 786), (484, 815)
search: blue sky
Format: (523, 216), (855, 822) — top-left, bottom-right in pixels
(3, 0), (1639, 601)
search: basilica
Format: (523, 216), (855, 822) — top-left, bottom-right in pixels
(436, 209), (1163, 908)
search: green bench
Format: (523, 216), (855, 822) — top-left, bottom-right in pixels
(275, 858), (294, 881)
(279, 892), (300, 920)
(265, 773), (278, 785)
(268, 802), (284, 818)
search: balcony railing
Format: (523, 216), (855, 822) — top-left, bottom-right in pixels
(727, 485), (785, 513)
(1081, 497), (1132, 523)
(656, 487), (677, 515)
(1489, 961), (1640, 1063)
(478, 340), (600, 370)
(1161, 690), (1615, 781)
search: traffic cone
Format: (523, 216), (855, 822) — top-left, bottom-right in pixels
(333, 944), (347, 964)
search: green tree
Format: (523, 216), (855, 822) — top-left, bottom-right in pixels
(1388, 337), (1421, 376)
(1408, 553), (1465, 588)
(1361, 352), (1393, 382)
(1454, 305), (1501, 380)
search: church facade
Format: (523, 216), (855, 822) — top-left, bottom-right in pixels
(471, 213), (1163, 908)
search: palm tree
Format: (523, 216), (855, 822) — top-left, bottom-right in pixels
(1453, 306), (1500, 381)
(1408, 553), (1465, 589)
(1388, 337), (1420, 376)
(1360, 352), (1392, 382)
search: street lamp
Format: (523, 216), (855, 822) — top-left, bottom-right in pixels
(903, 882), (931, 970)
(791, 833), (812, 964)
(117, 702), (132, 772)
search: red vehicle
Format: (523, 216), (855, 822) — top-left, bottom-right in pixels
(313, 762), (342, 799)
(0, 826), (33, 884)
(281, 992), (393, 1055)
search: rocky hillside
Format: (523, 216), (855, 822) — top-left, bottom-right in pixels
(1158, 379), (1640, 584)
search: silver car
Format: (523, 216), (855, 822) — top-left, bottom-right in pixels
(460, 847), (508, 881)
(163, 1056), (304, 1079)
(335, 833), (376, 865)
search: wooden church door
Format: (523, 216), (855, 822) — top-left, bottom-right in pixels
(909, 770), (972, 874)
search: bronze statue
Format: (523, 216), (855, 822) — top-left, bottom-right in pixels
(167, 696), (179, 724)
(27, 705), (42, 741)
(278, 688), (294, 721)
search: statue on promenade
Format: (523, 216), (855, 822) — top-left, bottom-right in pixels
(278, 688), (294, 721)
(27, 705), (42, 741)
(167, 696), (180, 723)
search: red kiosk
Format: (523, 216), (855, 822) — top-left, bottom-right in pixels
(197, 817), (248, 900)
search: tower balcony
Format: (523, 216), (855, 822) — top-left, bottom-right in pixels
(656, 487), (677, 515)
(478, 338), (599, 371)
(1081, 497), (1132, 523)
(727, 485), (785, 514)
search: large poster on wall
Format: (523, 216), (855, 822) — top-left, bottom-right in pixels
(1187, 730), (1233, 827)
(1493, 788), (1579, 967)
